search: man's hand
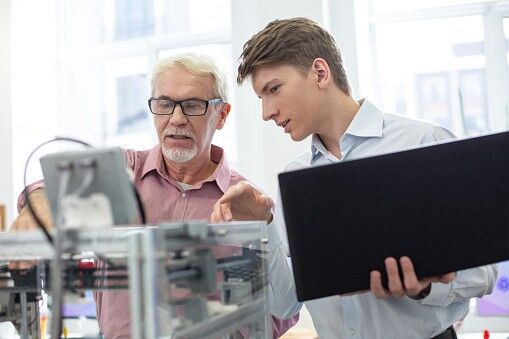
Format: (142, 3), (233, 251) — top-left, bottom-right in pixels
(9, 190), (53, 270)
(370, 256), (456, 299)
(10, 189), (53, 232)
(210, 181), (274, 223)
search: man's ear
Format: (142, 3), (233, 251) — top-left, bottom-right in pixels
(216, 103), (231, 130)
(311, 58), (331, 89)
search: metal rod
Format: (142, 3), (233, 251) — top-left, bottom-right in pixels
(142, 230), (158, 338)
(128, 232), (143, 339)
(29, 301), (40, 339)
(20, 292), (28, 339)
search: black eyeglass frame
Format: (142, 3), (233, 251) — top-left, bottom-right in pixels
(148, 97), (224, 116)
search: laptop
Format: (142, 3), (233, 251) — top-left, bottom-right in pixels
(278, 131), (509, 301)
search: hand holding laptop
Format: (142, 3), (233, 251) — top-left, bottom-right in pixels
(210, 181), (274, 223)
(369, 256), (456, 299)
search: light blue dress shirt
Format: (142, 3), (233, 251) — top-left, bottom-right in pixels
(267, 99), (498, 339)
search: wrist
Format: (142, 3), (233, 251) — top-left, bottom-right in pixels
(409, 283), (431, 300)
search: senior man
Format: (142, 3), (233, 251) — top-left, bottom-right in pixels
(11, 53), (298, 338)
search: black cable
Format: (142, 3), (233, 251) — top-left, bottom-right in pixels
(23, 137), (92, 247)
(23, 137), (148, 247)
(133, 185), (147, 224)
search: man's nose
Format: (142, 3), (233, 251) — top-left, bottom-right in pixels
(169, 104), (188, 125)
(262, 102), (276, 121)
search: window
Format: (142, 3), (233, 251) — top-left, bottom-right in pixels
(114, 0), (155, 40)
(374, 15), (486, 136)
(416, 72), (452, 129)
(458, 69), (488, 135)
(164, 0), (231, 35)
(372, 0), (492, 14)
(115, 74), (151, 134)
(58, 0), (233, 153)
(504, 16), (509, 81)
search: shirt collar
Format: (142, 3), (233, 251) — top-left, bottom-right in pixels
(311, 134), (328, 161)
(311, 98), (384, 162)
(344, 99), (383, 138)
(142, 144), (232, 193)
(209, 145), (232, 193)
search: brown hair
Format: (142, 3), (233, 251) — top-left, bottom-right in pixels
(237, 17), (351, 96)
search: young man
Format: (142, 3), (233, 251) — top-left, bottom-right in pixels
(210, 17), (497, 339)
(11, 53), (298, 338)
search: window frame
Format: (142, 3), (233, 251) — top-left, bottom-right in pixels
(363, 0), (509, 133)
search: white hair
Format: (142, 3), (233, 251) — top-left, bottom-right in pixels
(151, 53), (228, 101)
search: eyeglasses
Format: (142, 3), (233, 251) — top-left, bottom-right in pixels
(148, 98), (223, 116)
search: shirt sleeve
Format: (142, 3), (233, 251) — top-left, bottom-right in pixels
(266, 198), (303, 319)
(416, 264), (498, 307)
(16, 180), (45, 212)
(425, 126), (456, 143)
(271, 314), (299, 338)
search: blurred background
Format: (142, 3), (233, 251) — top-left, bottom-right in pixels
(1, 0), (508, 336)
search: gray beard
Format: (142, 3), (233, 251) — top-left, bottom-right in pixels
(161, 144), (198, 163)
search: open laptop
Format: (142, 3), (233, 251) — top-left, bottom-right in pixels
(278, 131), (509, 301)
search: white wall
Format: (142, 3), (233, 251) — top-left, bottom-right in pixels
(10, 0), (60, 221)
(0, 0), (13, 225)
(327, 0), (361, 98)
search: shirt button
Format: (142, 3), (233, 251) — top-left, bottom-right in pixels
(181, 192), (186, 198)
(349, 328), (356, 336)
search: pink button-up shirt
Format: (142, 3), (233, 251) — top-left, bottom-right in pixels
(90, 144), (298, 338)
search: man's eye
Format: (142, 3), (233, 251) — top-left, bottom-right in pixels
(270, 85), (280, 94)
(159, 101), (173, 108)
